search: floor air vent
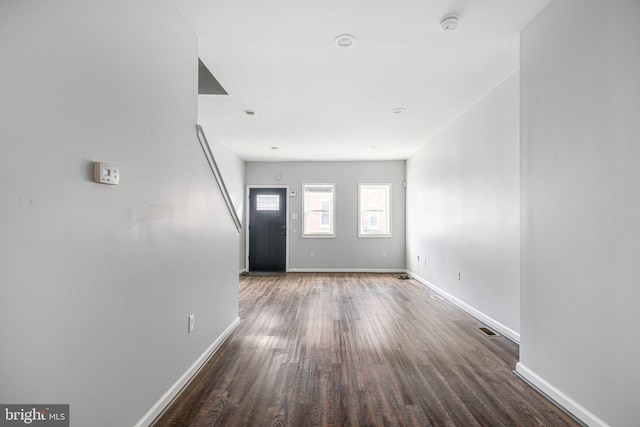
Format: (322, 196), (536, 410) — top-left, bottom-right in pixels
(479, 327), (499, 336)
(429, 294), (444, 301)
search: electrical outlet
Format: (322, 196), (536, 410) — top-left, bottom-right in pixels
(457, 271), (461, 280)
(93, 162), (120, 185)
(417, 255), (420, 261)
(382, 251), (387, 258)
(188, 314), (195, 333)
(309, 251), (315, 258)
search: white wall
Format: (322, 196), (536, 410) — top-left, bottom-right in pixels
(406, 72), (520, 340)
(245, 161), (406, 271)
(0, 2), (240, 426)
(518, 1), (640, 425)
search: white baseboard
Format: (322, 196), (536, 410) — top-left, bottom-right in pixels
(287, 268), (406, 273)
(407, 271), (520, 343)
(134, 317), (241, 427)
(515, 362), (608, 427)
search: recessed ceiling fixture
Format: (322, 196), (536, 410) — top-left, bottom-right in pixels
(334, 34), (356, 48)
(243, 109), (257, 116)
(271, 146), (279, 150)
(371, 145), (379, 150)
(439, 16), (459, 32)
(391, 108), (405, 114)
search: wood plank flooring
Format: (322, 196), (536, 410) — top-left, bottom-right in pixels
(153, 273), (580, 426)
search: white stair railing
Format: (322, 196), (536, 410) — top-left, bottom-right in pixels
(196, 125), (242, 233)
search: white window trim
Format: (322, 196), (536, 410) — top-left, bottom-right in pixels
(303, 183), (336, 238)
(358, 183), (392, 238)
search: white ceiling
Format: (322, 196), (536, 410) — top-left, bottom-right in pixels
(174, 0), (551, 162)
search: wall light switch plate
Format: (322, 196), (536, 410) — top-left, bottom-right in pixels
(93, 162), (120, 185)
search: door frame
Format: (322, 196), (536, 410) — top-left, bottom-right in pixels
(246, 185), (290, 272)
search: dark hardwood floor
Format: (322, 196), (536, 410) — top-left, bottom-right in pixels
(153, 273), (580, 426)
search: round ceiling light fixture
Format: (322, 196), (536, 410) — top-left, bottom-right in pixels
(243, 109), (257, 116)
(334, 34), (356, 48)
(439, 16), (459, 32)
(391, 107), (405, 114)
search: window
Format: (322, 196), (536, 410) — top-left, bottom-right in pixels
(303, 184), (335, 237)
(359, 184), (391, 237)
(256, 194), (280, 211)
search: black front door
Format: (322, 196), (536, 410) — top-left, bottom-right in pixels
(249, 188), (287, 272)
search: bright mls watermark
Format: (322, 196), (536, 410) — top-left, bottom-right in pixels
(0, 405), (68, 426)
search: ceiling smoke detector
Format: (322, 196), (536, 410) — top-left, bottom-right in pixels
(439, 16), (459, 32)
(334, 34), (356, 48)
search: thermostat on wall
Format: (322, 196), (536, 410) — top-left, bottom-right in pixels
(93, 162), (120, 185)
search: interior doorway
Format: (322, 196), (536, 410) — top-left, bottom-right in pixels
(248, 187), (288, 272)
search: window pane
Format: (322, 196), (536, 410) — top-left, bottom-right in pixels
(303, 184), (335, 236)
(256, 194), (279, 211)
(369, 212), (378, 228)
(359, 184), (390, 237)
(321, 212), (330, 227)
